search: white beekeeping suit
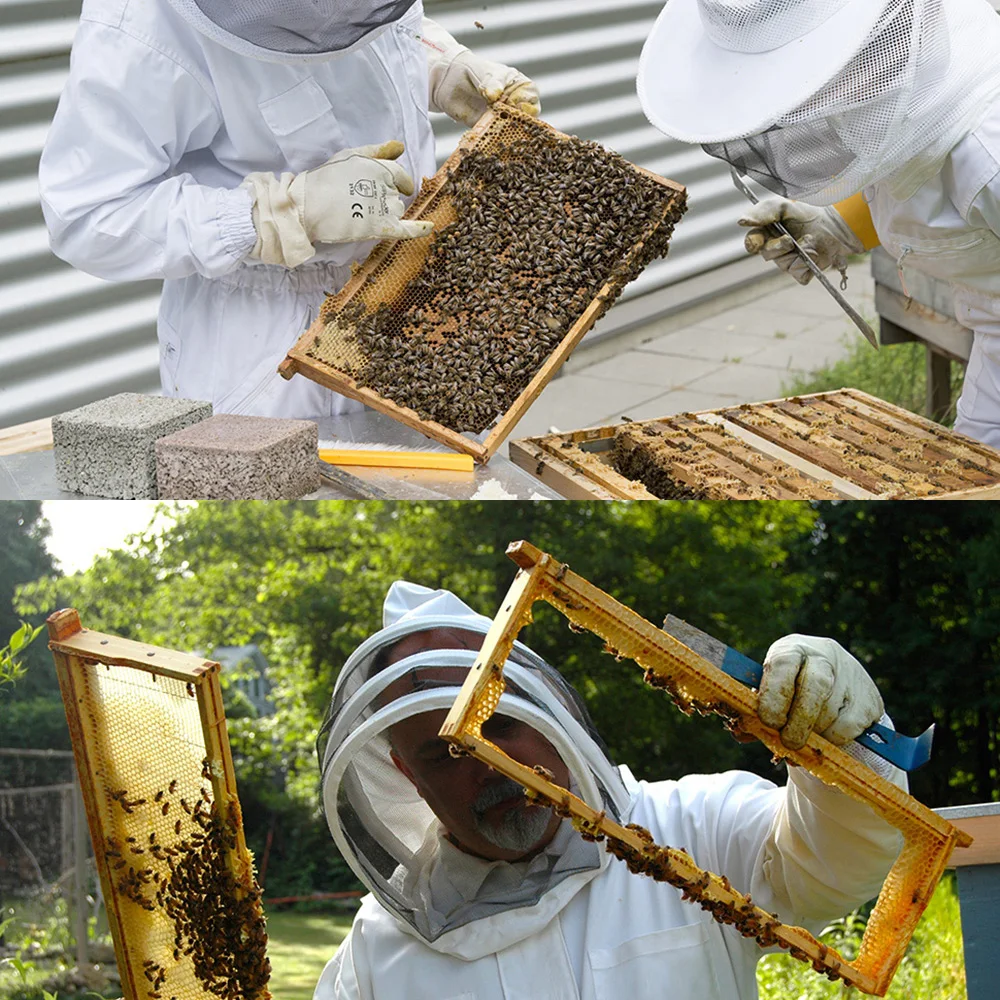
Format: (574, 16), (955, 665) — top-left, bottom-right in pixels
(38, 1), (538, 420)
(637, 0), (1000, 448)
(315, 581), (907, 1000)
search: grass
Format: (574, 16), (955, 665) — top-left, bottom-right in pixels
(264, 910), (355, 1000)
(781, 321), (965, 427)
(757, 875), (966, 1000)
(260, 878), (965, 1000)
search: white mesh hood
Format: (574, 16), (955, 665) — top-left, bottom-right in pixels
(164, 0), (419, 63)
(318, 582), (630, 952)
(699, 0), (1000, 204)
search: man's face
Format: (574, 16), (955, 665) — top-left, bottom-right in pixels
(384, 628), (570, 862)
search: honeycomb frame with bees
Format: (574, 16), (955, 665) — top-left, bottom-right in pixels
(439, 540), (973, 996)
(278, 106), (687, 464)
(46, 609), (270, 1000)
(509, 389), (1000, 499)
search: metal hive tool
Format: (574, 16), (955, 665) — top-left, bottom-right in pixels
(46, 610), (270, 1000)
(279, 106), (687, 464)
(439, 541), (973, 996)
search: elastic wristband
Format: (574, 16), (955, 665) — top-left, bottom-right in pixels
(833, 192), (880, 251)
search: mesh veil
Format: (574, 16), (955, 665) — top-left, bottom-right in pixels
(317, 592), (630, 944)
(701, 0), (1000, 205)
(165, 0), (419, 60)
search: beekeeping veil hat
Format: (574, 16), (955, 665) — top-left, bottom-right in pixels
(163, 0), (419, 63)
(317, 581), (631, 954)
(637, 0), (1000, 204)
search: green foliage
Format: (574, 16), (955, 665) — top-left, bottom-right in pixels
(0, 504), (56, 698)
(0, 623), (43, 688)
(757, 874), (965, 999)
(789, 505), (1000, 805)
(782, 331), (964, 426)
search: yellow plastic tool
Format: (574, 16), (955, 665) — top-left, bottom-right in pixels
(319, 448), (475, 472)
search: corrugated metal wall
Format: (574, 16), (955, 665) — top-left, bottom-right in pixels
(0, 0), (755, 428)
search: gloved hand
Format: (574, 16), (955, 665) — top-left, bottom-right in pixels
(242, 141), (434, 269)
(738, 198), (863, 285)
(758, 635), (884, 751)
(420, 17), (540, 127)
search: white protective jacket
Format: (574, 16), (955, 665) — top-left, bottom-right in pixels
(317, 762), (906, 1000)
(867, 95), (1000, 447)
(38, 0), (437, 419)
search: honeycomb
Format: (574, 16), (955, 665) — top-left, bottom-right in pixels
(611, 416), (841, 499)
(47, 611), (270, 1000)
(289, 106), (686, 439)
(439, 541), (973, 996)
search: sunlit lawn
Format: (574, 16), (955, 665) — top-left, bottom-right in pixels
(265, 911), (355, 1000)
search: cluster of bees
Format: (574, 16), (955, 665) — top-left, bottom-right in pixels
(319, 121), (686, 434)
(104, 769), (270, 1000)
(522, 774), (846, 983)
(612, 423), (711, 499)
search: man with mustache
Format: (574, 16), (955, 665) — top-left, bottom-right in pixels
(316, 582), (907, 1000)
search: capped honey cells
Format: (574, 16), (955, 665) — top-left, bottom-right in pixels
(306, 110), (687, 434)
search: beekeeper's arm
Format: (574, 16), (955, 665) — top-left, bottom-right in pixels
(752, 635), (906, 920)
(738, 193), (881, 285)
(39, 23), (431, 282)
(419, 18), (540, 127)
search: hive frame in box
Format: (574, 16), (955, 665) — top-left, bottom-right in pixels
(509, 388), (1000, 498)
(47, 609), (270, 1000)
(439, 541), (973, 997)
(279, 107), (685, 464)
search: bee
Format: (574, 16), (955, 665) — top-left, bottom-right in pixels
(162, 802), (170, 816)
(168, 779), (178, 794)
(154, 790), (164, 802)
(175, 819), (182, 836)
(474, 20), (484, 29)
(186, 682), (195, 697)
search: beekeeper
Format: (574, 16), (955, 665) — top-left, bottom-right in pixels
(315, 581), (906, 1000)
(38, 2), (538, 420)
(637, 0), (1000, 447)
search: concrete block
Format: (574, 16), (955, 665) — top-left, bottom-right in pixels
(155, 414), (320, 499)
(52, 393), (212, 498)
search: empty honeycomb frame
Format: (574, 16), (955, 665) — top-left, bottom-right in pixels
(47, 609), (270, 1000)
(279, 106), (686, 463)
(439, 541), (973, 996)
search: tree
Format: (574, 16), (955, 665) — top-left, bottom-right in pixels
(788, 503), (1000, 806)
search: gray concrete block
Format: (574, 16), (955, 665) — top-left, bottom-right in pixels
(155, 414), (320, 499)
(52, 393), (212, 498)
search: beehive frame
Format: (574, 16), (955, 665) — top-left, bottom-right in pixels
(279, 106), (686, 464)
(439, 541), (973, 996)
(509, 389), (1000, 498)
(47, 609), (270, 1000)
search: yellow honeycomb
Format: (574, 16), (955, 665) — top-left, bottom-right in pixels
(47, 611), (270, 1000)
(440, 541), (972, 996)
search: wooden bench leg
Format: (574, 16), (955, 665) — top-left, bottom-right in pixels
(926, 347), (952, 423)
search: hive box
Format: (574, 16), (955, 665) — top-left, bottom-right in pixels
(52, 393), (212, 498)
(155, 414), (320, 499)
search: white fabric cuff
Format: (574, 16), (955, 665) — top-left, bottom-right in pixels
(842, 712), (905, 784)
(824, 203), (865, 255)
(420, 17), (469, 115)
(219, 185), (260, 263)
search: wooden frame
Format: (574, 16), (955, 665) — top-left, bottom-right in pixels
(279, 107), (686, 464)
(47, 609), (269, 1000)
(440, 541), (972, 996)
(510, 388), (1000, 498)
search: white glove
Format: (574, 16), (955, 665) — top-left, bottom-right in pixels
(242, 141), (434, 269)
(420, 17), (540, 127)
(738, 198), (863, 285)
(758, 635), (884, 751)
